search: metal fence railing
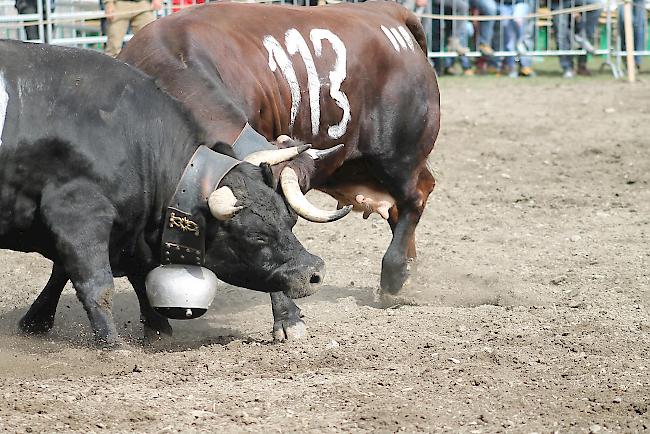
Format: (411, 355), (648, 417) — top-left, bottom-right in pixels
(1, 0), (647, 80)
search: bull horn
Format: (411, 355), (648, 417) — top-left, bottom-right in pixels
(244, 144), (311, 166)
(304, 143), (345, 161)
(208, 186), (244, 220)
(280, 167), (352, 223)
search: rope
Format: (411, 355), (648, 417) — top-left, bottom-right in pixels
(0, 0), (620, 30)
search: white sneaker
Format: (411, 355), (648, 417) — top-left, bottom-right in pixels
(563, 69), (575, 79)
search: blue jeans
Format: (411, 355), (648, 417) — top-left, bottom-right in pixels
(470, 0), (497, 47)
(500, 2), (534, 68)
(618, 0), (647, 66)
(433, 0), (496, 48)
(552, 0), (601, 70)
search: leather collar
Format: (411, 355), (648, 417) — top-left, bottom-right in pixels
(161, 124), (274, 266)
(161, 145), (239, 266)
(231, 122), (275, 159)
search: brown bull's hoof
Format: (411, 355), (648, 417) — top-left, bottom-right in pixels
(380, 258), (417, 295)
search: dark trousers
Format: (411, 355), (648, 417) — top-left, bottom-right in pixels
(15, 0), (54, 41)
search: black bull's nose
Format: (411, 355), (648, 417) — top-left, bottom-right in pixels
(281, 255), (326, 299)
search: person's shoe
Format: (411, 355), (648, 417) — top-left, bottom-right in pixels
(574, 34), (596, 54)
(463, 68), (475, 76)
(515, 41), (528, 56)
(479, 43), (495, 57)
(508, 68), (519, 78)
(519, 66), (537, 77)
(576, 64), (592, 76)
(563, 68), (575, 79)
(447, 37), (469, 56)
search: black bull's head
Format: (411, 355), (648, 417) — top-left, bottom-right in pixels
(200, 143), (351, 298)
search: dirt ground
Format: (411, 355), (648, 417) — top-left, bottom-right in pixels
(1, 75), (649, 433)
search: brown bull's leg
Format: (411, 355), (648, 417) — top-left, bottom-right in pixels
(382, 208), (420, 294)
(381, 168), (435, 294)
(270, 292), (306, 341)
(127, 272), (173, 343)
(19, 262), (68, 334)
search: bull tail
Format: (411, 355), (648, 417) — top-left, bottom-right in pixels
(403, 10), (428, 56)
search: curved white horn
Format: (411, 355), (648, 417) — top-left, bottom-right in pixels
(280, 167), (352, 223)
(244, 144), (311, 166)
(208, 186), (244, 221)
(305, 143), (345, 161)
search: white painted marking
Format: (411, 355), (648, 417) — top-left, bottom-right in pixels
(310, 29), (350, 140)
(263, 28), (350, 140)
(398, 26), (415, 51)
(390, 27), (408, 50)
(285, 29), (321, 137)
(381, 25), (400, 52)
(0, 73), (8, 147)
(264, 35), (301, 130)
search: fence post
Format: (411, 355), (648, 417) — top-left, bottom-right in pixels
(623, 0), (635, 82)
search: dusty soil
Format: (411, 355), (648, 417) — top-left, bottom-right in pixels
(1, 76), (649, 433)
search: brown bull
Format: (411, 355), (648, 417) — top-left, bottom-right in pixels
(119, 1), (440, 339)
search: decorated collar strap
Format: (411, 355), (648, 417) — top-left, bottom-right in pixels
(161, 146), (240, 266)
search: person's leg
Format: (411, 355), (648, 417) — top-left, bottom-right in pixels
(513, 1), (534, 69)
(572, 0), (598, 72)
(447, 0), (470, 53)
(498, 4), (514, 70)
(129, 1), (155, 34)
(552, 1), (574, 73)
(105, 1), (132, 57)
(15, 0), (39, 41)
(632, 0), (647, 66)
(471, 0), (497, 54)
(583, 6), (600, 42)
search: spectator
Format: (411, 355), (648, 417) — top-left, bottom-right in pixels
(618, 0), (647, 69)
(498, 0), (536, 77)
(104, 0), (162, 57)
(551, 0), (600, 78)
(15, 0), (54, 41)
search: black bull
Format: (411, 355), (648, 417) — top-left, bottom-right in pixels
(0, 40), (329, 345)
(119, 2), (441, 337)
